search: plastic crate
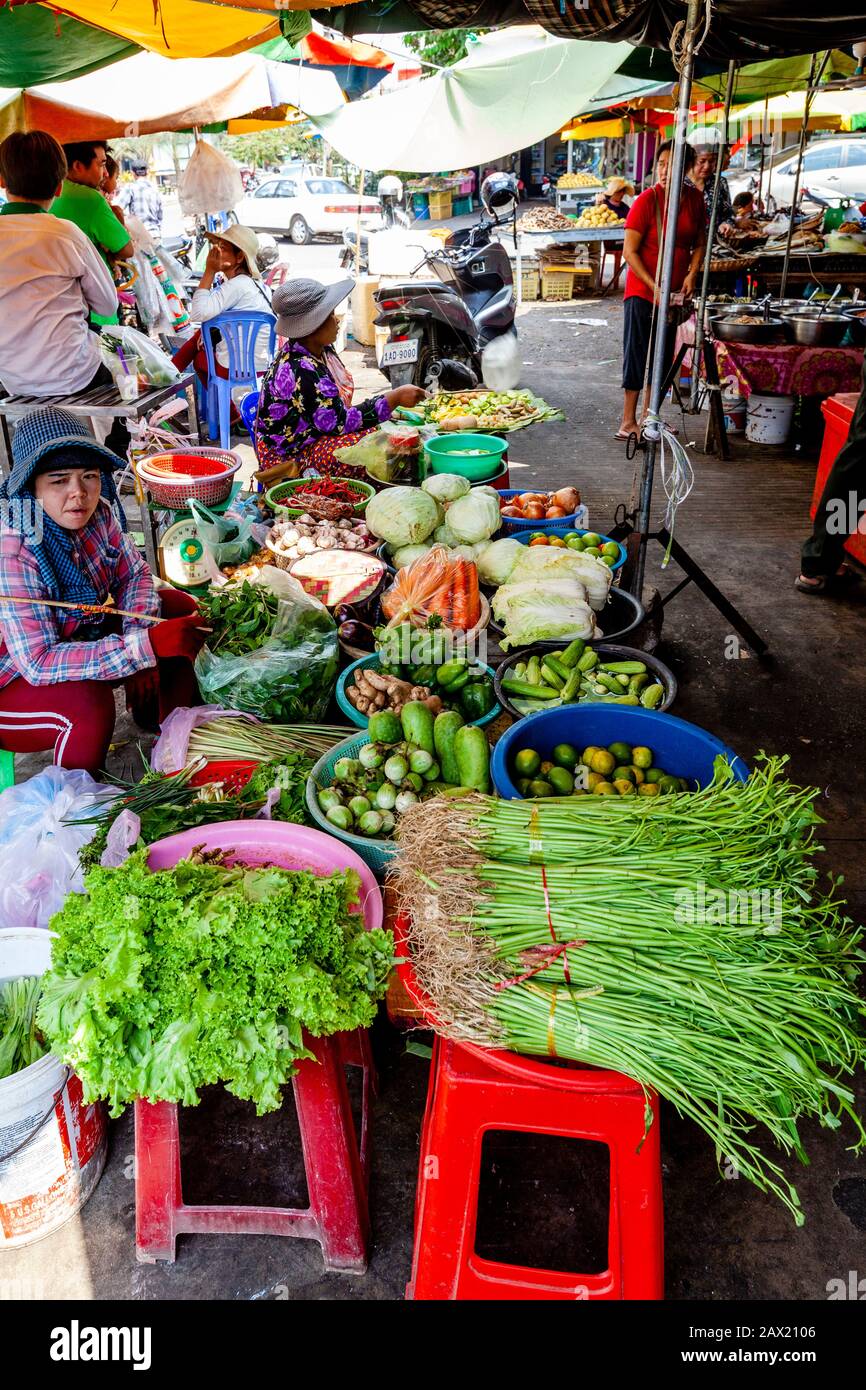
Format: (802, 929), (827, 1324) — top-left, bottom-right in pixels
(452, 195), (473, 216)
(306, 732), (398, 875)
(428, 192), (452, 220)
(541, 269), (575, 302)
(518, 268), (540, 301)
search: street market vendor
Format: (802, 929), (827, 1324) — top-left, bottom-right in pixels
(254, 277), (425, 479)
(595, 177), (634, 216)
(0, 409), (206, 776)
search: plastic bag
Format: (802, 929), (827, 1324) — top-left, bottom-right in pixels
(178, 141), (244, 216)
(0, 768), (119, 930)
(336, 422), (435, 484)
(380, 544), (481, 632)
(195, 572), (339, 722)
(188, 498), (265, 569)
(130, 251), (164, 328)
(100, 324), (180, 387)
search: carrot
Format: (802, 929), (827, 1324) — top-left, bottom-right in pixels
(449, 557), (473, 630)
(465, 561), (480, 629)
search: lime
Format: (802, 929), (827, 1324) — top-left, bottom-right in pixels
(638, 782), (660, 797)
(594, 781), (617, 795)
(516, 778), (532, 795)
(563, 531), (581, 541)
(584, 546), (602, 558)
(566, 536), (586, 551)
(528, 779), (554, 798)
(553, 742), (579, 768)
(582, 532), (602, 547)
(608, 741), (632, 763)
(602, 541), (621, 559)
(628, 765), (645, 785)
(528, 531), (547, 541)
(613, 779), (636, 795)
(548, 766), (574, 795)
(600, 554), (616, 567)
(582, 745), (602, 765)
(589, 749), (616, 776)
(631, 746), (653, 769)
(659, 775), (680, 795)
(514, 748), (541, 778)
(644, 767), (665, 784)
(613, 765), (635, 784)
(586, 771), (604, 792)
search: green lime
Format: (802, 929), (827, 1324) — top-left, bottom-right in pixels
(548, 766), (574, 795)
(600, 554), (616, 567)
(528, 531), (547, 541)
(607, 741), (632, 764)
(582, 532), (602, 547)
(631, 746), (653, 769)
(601, 541), (621, 558)
(584, 546), (602, 558)
(644, 767), (664, 784)
(658, 775), (680, 795)
(566, 536), (586, 551)
(613, 765), (635, 784)
(594, 781), (617, 795)
(563, 531), (581, 541)
(553, 742), (578, 769)
(613, 779), (636, 795)
(582, 745), (602, 765)
(514, 748), (541, 778)
(516, 778), (532, 795)
(589, 749), (616, 776)
(528, 779), (554, 798)
(638, 782), (660, 797)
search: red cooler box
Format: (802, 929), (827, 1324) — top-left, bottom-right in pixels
(811, 393), (866, 567)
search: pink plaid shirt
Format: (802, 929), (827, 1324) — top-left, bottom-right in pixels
(0, 500), (157, 688)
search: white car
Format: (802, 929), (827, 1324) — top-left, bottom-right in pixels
(237, 174), (384, 245)
(727, 138), (866, 207)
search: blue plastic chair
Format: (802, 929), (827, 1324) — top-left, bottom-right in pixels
(200, 311), (276, 451)
(239, 389), (260, 444)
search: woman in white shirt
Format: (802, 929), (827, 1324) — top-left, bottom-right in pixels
(173, 224), (275, 391)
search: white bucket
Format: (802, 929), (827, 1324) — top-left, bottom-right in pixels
(746, 393), (794, 445)
(0, 928), (107, 1249)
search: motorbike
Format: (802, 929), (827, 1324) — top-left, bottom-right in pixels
(373, 199), (520, 392)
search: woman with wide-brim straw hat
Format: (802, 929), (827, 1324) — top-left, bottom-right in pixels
(254, 277), (425, 481)
(172, 224), (275, 391)
(595, 176), (635, 216)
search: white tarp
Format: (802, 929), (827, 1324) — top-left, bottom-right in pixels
(310, 27), (631, 173)
(0, 50), (343, 141)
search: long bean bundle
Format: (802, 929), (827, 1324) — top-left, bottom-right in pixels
(394, 757), (866, 1223)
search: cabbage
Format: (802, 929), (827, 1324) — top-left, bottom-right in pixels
(391, 542), (434, 568)
(492, 576), (595, 650)
(365, 486), (440, 546)
(422, 473), (471, 503)
(508, 546), (611, 611)
(445, 490), (501, 544)
(449, 543), (486, 561)
(476, 537), (524, 587)
(433, 520), (460, 548)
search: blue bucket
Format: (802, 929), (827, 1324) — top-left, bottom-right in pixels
(336, 652), (500, 730)
(491, 706), (748, 799)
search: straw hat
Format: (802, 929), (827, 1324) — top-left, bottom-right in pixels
(606, 177), (635, 197)
(207, 224), (262, 280)
(272, 277), (354, 340)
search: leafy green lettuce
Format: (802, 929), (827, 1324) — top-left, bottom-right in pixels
(37, 851), (394, 1116)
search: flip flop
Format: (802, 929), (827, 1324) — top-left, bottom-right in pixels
(614, 428), (637, 440)
(794, 575), (827, 594)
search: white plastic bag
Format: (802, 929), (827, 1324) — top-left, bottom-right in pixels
(100, 324), (180, 387)
(0, 768), (119, 930)
(178, 142), (244, 216)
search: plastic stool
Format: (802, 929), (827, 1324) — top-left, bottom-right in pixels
(406, 1036), (664, 1300)
(0, 750), (13, 790)
(134, 1028), (375, 1270)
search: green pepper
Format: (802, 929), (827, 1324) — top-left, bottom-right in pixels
(442, 668), (472, 693)
(436, 658), (469, 688)
(458, 681), (496, 722)
(411, 664), (437, 687)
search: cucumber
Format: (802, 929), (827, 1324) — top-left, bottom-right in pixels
(433, 710), (464, 785)
(454, 725), (491, 794)
(400, 700), (435, 755)
(368, 709), (402, 744)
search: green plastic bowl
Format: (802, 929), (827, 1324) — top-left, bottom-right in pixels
(266, 476), (374, 517)
(424, 433), (508, 481)
(306, 732), (398, 875)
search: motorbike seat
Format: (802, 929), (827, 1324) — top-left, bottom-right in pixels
(380, 281), (451, 296)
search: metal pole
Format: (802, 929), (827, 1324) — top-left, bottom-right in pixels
(689, 59), (737, 412)
(355, 166), (365, 276)
(779, 51), (830, 299)
(632, 0), (704, 599)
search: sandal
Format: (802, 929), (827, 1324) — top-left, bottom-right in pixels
(794, 574), (827, 594)
(614, 427), (637, 441)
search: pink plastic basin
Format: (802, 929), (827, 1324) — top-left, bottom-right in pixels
(146, 820), (383, 932)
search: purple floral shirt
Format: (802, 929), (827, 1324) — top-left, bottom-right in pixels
(255, 340), (390, 466)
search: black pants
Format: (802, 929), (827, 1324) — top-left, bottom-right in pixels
(800, 357), (866, 577)
(622, 295), (674, 394)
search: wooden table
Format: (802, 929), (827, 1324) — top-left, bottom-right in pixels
(0, 374), (199, 474)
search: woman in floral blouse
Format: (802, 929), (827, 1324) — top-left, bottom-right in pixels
(254, 277), (424, 480)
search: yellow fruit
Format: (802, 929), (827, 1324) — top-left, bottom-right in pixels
(590, 750), (616, 777)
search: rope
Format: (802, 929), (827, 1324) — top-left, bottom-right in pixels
(670, 0), (715, 74)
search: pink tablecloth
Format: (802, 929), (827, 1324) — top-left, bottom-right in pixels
(713, 342), (863, 399)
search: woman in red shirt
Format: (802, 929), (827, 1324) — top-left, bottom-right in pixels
(617, 140), (706, 440)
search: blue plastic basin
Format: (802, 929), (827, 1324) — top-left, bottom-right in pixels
(491, 706), (748, 799)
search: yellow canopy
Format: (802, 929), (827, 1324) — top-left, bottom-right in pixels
(562, 117), (628, 140)
(45, 0), (280, 58)
(694, 89), (866, 137)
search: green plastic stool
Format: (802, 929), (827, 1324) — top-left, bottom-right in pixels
(0, 750), (14, 790)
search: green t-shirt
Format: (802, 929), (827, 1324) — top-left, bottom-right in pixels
(51, 179), (128, 326)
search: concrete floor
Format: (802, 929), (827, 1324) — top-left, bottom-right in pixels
(4, 293), (865, 1300)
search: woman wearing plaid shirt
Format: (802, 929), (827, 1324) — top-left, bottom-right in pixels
(0, 409), (205, 775)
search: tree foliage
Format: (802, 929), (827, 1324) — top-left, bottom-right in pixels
(404, 29), (488, 67)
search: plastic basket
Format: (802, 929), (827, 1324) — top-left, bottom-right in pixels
(518, 268), (540, 301)
(306, 732), (398, 875)
(336, 652), (501, 730)
(428, 192), (452, 220)
(452, 195), (473, 217)
(265, 476), (374, 518)
(186, 759), (259, 792)
(137, 449), (241, 508)
(491, 707), (748, 800)
(541, 269), (575, 302)
(512, 526), (626, 571)
(497, 490), (589, 534)
(493, 642), (677, 720)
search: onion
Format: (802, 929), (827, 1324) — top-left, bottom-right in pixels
(552, 487), (580, 512)
(523, 502), (546, 520)
(500, 505), (521, 518)
(545, 505), (566, 518)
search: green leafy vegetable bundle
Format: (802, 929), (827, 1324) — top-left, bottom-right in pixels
(0, 977), (46, 1078)
(38, 851), (393, 1115)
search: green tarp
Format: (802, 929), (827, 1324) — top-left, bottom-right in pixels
(0, 7), (137, 87)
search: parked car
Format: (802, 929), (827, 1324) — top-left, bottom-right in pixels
(237, 174), (384, 245)
(727, 136), (866, 207)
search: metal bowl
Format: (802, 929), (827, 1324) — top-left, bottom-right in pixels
(842, 306), (866, 345)
(709, 315), (787, 344)
(785, 314), (851, 347)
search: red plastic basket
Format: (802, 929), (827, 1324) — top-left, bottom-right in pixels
(186, 759), (259, 795)
(137, 448), (241, 507)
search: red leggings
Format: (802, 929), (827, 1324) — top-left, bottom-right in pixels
(0, 589), (198, 777)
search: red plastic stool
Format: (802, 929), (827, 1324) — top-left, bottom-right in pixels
(407, 1036), (663, 1300)
(134, 1028), (374, 1271)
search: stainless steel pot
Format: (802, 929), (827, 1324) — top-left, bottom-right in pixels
(785, 314), (851, 347)
(709, 315), (787, 344)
